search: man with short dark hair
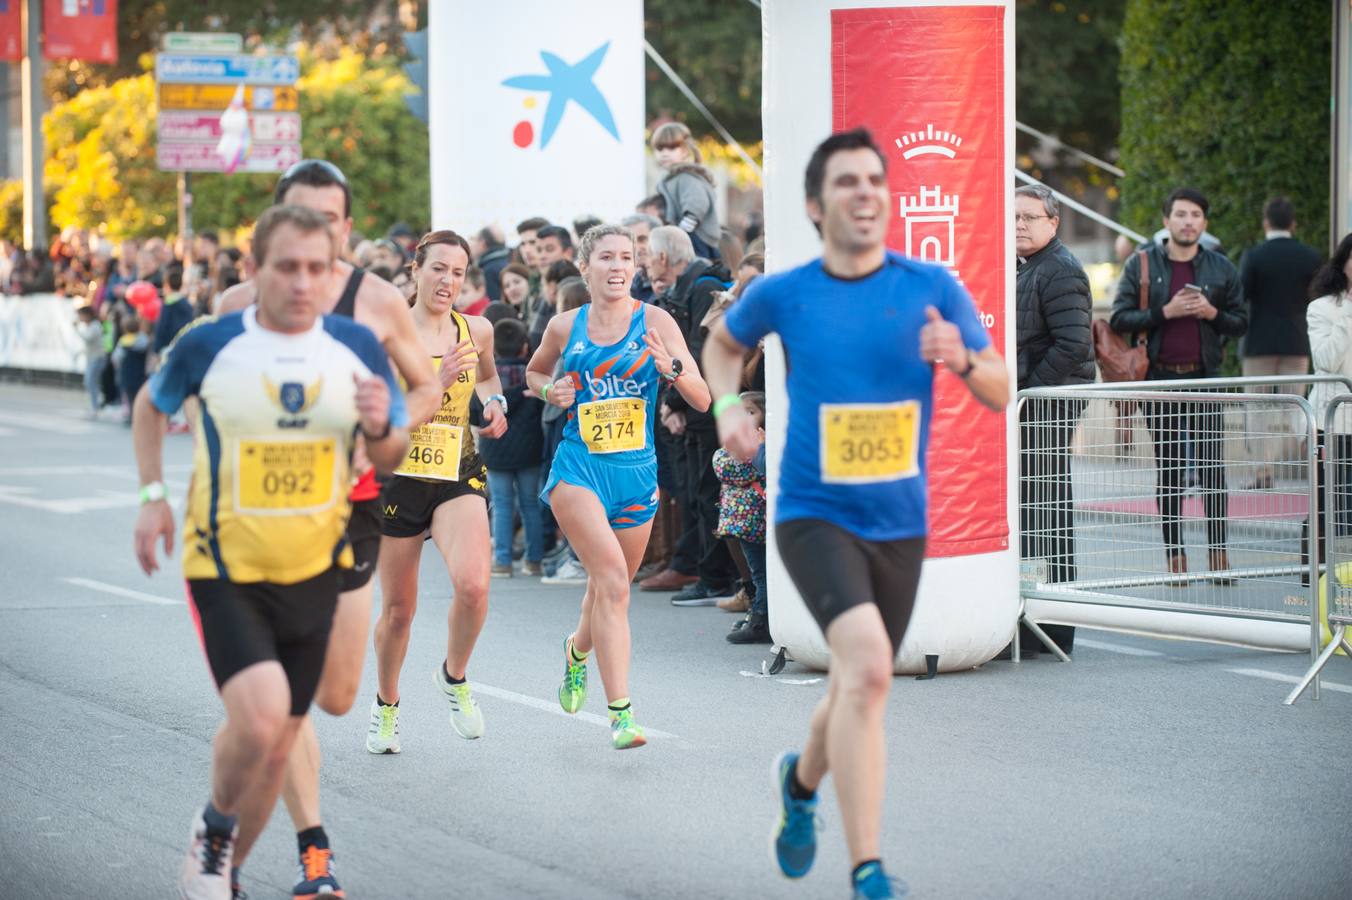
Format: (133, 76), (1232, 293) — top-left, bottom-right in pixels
(514, 216), (550, 271)
(534, 224), (574, 277)
(1239, 196), (1323, 488)
(1013, 183), (1094, 656)
(705, 127), (1006, 898)
(1111, 187), (1247, 579)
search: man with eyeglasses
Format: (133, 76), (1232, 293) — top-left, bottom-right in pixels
(216, 159), (438, 900)
(1010, 184), (1094, 658)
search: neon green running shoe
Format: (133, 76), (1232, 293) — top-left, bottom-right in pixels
(609, 706), (647, 750)
(558, 638), (588, 714)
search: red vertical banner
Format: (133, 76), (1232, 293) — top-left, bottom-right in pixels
(832, 5), (1008, 558)
(0, 2), (20, 62)
(43, 0), (118, 63)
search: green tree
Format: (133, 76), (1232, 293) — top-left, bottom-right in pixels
(43, 47), (429, 241)
(1015, 0), (1125, 160)
(645, 0), (762, 144)
(1119, 0), (1331, 257)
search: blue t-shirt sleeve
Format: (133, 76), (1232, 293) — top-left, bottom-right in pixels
(329, 318), (409, 429)
(938, 270), (991, 352)
(147, 318), (219, 415)
(724, 276), (775, 348)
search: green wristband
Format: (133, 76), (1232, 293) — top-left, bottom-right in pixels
(712, 393), (741, 419)
(540, 382), (551, 401)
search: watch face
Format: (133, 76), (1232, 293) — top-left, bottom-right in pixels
(671, 358), (683, 375)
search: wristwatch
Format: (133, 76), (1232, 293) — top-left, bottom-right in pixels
(661, 358), (684, 384)
(487, 393), (508, 416)
(956, 350), (976, 378)
(139, 481), (167, 504)
(362, 419), (392, 441)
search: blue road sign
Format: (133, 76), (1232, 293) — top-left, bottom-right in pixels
(156, 54), (301, 86)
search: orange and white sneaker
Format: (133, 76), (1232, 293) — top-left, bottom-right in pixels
(292, 844), (344, 898)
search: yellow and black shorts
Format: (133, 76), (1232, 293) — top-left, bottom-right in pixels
(379, 465), (487, 538)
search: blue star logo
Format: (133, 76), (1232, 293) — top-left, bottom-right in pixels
(503, 42), (620, 149)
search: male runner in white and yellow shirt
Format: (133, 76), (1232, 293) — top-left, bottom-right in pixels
(133, 205), (409, 900)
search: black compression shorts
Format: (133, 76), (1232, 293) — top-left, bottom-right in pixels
(379, 472), (487, 538)
(187, 568), (340, 716)
(775, 519), (925, 655)
(340, 499), (382, 592)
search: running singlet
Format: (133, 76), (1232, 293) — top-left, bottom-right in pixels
(560, 301), (660, 463)
(394, 310), (480, 482)
(724, 252), (990, 542)
(148, 308), (407, 584)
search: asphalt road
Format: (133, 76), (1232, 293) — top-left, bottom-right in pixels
(1, 382), (1350, 900)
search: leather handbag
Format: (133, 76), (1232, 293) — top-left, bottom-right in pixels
(1092, 250), (1149, 382)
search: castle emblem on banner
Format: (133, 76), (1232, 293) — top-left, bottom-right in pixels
(894, 123), (963, 283)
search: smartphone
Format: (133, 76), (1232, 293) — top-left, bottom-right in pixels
(1183, 283), (1205, 294)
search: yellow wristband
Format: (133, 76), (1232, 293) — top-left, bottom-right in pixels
(712, 393), (741, 419)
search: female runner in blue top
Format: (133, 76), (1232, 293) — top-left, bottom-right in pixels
(527, 224), (710, 749)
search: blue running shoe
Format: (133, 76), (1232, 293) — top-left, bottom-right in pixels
(852, 862), (907, 899)
(770, 750), (817, 878)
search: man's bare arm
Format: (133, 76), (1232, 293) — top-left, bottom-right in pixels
(362, 279), (439, 426)
(213, 280), (257, 315)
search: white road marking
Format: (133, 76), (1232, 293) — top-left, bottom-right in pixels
(472, 682), (679, 740)
(739, 671), (823, 685)
(63, 577), (182, 606)
(0, 410), (91, 434)
(1227, 667), (1352, 694)
(1075, 638), (1166, 657)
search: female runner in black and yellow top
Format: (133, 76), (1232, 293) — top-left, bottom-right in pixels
(367, 231), (508, 750)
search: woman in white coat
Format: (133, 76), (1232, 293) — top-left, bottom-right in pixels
(1304, 232), (1352, 570)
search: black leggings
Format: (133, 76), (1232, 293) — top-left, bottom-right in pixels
(776, 519), (925, 655)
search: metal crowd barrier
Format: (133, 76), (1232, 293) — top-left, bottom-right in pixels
(1285, 394), (1352, 704)
(1016, 376), (1352, 701)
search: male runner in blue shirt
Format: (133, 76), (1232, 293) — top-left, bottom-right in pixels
(703, 128), (1009, 899)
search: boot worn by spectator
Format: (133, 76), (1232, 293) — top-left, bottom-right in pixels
(1167, 550), (1189, 587)
(727, 611), (770, 644)
(639, 567), (698, 592)
(1208, 549), (1234, 586)
(718, 586), (751, 613)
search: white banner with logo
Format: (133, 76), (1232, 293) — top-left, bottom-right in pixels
(428, 0), (646, 238)
(0, 294), (85, 374)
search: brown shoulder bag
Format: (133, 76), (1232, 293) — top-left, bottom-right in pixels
(1091, 250), (1150, 382)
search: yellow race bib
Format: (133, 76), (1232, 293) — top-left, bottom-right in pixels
(819, 401), (920, 484)
(236, 438), (337, 512)
(578, 397), (646, 454)
(395, 423), (464, 481)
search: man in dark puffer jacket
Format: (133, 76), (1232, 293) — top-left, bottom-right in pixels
(1013, 184), (1094, 656)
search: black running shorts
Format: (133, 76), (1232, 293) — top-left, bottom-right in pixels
(339, 498), (382, 592)
(775, 519), (925, 655)
(187, 568), (340, 716)
(379, 471), (487, 538)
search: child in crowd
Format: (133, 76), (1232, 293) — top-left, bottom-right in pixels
(457, 265), (491, 317)
(113, 313), (152, 425)
(480, 318), (546, 576)
(651, 121), (721, 261)
(716, 391), (769, 643)
(74, 304), (105, 417)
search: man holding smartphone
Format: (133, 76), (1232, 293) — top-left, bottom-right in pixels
(1111, 187), (1246, 581)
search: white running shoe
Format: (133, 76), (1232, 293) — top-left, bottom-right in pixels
(434, 664), (485, 739)
(177, 812), (236, 900)
(365, 699), (401, 754)
(541, 557), (588, 585)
